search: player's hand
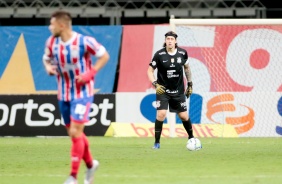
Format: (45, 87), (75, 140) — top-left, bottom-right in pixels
(185, 81), (193, 98)
(152, 81), (166, 95)
(45, 64), (57, 76)
(76, 68), (97, 84)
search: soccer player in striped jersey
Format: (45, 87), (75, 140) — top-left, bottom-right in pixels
(43, 10), (109, 184)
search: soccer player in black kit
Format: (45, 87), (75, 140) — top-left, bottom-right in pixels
(147, 31), (196, 149)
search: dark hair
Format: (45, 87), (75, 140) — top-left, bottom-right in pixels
(163, 31), (178, 47)
(51, 10), (72, 22)
(165, 31), (178, 39)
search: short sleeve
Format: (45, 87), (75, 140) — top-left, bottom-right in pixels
(149, 53), (159, 69)
(42, 36), (54, 61)
(85, 36), (106, 57)
(184, 50), (189, 65)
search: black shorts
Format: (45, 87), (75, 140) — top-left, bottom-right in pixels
(156, 93), (187, 113)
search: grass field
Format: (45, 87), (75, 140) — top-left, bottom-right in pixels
(0, 137), (282, 184)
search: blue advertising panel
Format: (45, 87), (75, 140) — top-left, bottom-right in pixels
(0, 26), (122, 93)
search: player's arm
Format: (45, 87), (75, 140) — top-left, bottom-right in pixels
(147, 58), (165, 95)
(147, 65), (156, 84)
(184, 63), (192, 82)
(92, 49), (110, 72)
(42, 59), (57, 76)
(76, 51), (109, 84)
(184, 63), (193, 98)
(42, 42), (57, 76)
(76, 37), (110, 84)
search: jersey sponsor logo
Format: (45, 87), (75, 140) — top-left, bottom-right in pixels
(165, 89), (178, 94)
(167, 70), (179, 78)
(169, 64), (175, 67)
(159, 51), (166, 55)
(167, 74), (179, 78)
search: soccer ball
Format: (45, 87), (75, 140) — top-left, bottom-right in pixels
(186, 138), (202, 151)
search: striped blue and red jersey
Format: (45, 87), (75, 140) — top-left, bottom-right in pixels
(43, 32), (106, 101)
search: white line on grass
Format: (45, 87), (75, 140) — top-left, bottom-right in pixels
(1, 173), (282, 178)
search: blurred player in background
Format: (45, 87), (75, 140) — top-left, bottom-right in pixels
(42, 10), (109, 184)
(147, 31), (196, 149)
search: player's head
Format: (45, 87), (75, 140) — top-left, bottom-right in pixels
(49, 10), (72, 37)
(163, 31), (178, 49)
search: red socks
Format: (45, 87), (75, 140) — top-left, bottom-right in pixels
(70, 134), (94, 178)
(82, 133), (93, 169)
(70, 136), (84, 178)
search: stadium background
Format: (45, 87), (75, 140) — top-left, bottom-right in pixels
(0, 0), (282, 138)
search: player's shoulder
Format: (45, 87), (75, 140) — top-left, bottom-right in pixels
(72, 32), (87, 41)
(176, 47), (187, 55)
(155, 47), (166, 55)
(45, 35), (57, 45)
(81, 33), (97, 41)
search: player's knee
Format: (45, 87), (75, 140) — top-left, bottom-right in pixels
(157, 113), (166, 121)
(179, 115), (189, 121)
(69, 128), (79, 138)
(178, 113), (189, 121)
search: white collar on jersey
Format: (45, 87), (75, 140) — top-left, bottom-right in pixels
(167, 48), (177, 56)
(59, 31), (77, 45)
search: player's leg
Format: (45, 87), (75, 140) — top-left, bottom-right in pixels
(58, 100), (72, 133)
(82, 131), (99, 184)
(170, 95), (194, 139)
(65, 97), (93, 182)
(68, 121), (85, 180)
(153, 94), (169, 149)
(58, 101), (79, 184)
(70, 96), (99, 184)
(153, 109), (166, 149)
(178, 111), (194, 139)
(82, 133), (93, 168)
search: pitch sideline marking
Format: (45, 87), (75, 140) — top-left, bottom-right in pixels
(1, 173), (282, 178)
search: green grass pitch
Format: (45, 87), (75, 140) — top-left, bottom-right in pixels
(0, 137), (281, 184)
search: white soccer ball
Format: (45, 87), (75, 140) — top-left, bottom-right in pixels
(186, 138), (202, 151)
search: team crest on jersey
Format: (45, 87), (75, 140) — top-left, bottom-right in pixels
(171, 58), (174, 63)
(177, 57), (181, 63)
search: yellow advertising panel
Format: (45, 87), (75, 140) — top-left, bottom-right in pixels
(105, 123), (238, 138)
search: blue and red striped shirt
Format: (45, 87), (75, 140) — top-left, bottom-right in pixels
(43, 32), (106, 101)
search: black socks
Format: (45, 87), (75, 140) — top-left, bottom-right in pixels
(154, 119), (163, 143)
(182, 119), (194, 139)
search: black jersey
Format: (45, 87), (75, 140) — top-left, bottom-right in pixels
(149, 47), (188, 96)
